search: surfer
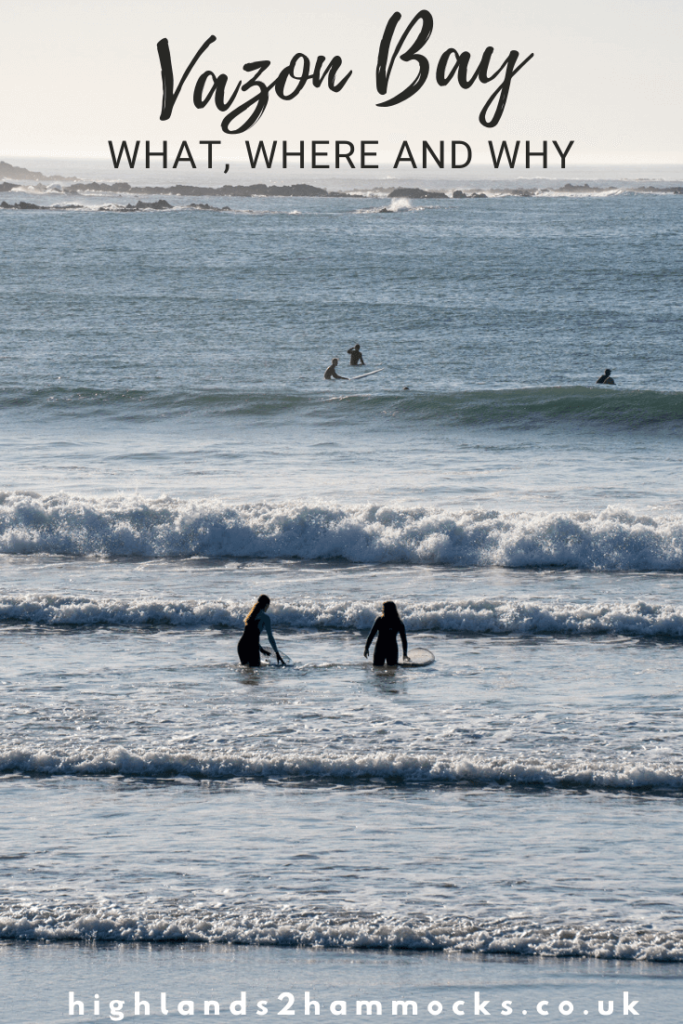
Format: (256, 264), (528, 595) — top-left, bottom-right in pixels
(324, 358), (348, 380)
(347, 344), (365, 366)
(238, 594), (285, 667)
(596, 368), (615, 385)
(364, 601), (408, 666)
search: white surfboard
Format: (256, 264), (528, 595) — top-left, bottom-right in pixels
(350, 368), (384, 381)
(258, 648), (292, 666)
(401, 648), (435, 667)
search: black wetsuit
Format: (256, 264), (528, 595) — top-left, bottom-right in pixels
(238, 611), (278, 667)
(596, 374), (615, 385)
(238, 619), (262, 666)
(365, 615), (408, 666)
(348, 347), (364, 366)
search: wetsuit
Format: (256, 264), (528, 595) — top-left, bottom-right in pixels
(238, 611), (278, 667)
(596, 373), (615, 385)
(348, 347), (365, 366)
(365, 615), (408, 666)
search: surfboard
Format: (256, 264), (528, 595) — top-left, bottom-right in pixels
(401, 648), (435, 667)
(258, 648), (292, 666)
(350, 368), (384, 381)
(367, 648), (435, 668)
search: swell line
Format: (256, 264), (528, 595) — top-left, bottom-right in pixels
(3, 385), (683, 430)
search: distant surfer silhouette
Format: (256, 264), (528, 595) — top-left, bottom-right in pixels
(596, 368), (615, 385)
(347, 345), (365, 366)
(238, 594), (285, 667)
(364, 601), (408, 666)
(324, 358), (348, 380)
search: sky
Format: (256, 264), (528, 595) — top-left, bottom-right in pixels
(1, 0), (682, 174)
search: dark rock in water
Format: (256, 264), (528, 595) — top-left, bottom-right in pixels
(162, 184), (231, 196)
(635, 186), (683, 195)
(0, 197), (230, 212)
(264, 183), (330, 196)
(0, 200), (85, 210)
(64, 181), (335, 198)
(187, 203), (231, 211)
(388, 187), (448, 199)
(451, 190), (467, 198)
(556, 183), (602, 192)
(469, 192), (488, 199)
(164, 182), (330, 197)
(180, 183), (267, 197)
(1, 201), (96, 211)
(65, 181), (132, 194)
(116, 199), (173, 211)
(0, 181), (17, 191)
(1, 200), (44, 209)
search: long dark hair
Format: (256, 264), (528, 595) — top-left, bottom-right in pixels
(245, 594), (270, 625)
(381, 600), (400, 623)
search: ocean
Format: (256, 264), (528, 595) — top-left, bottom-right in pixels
(1, 178), (683, 1022)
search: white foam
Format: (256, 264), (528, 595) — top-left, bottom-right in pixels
(1, 901), (681, 959)
(1, 744), (682, 791)
(3, 493), (683, 569)
(4, 591), (683, 638)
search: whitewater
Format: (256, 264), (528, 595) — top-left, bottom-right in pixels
(6, 590), (683, 639)
(3, 493), (683, 568)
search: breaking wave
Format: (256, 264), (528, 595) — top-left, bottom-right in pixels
(2, 493), (683, 569)
(5, 592), (683, 638)
(1, 901), (682, 959)
(1, 745), (683, 792)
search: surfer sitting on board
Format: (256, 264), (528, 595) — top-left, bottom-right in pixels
(364, 601), (408, 666)
(324, 358), (348, 380)
(596, 368), (615, 385)
(238, 594), (285, 667)
(347, 344), (365, 366)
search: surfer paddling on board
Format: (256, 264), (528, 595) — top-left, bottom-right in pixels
(347, 344), (365, 366)
(596, 368), (615, 385)
(238, 594), (285, 667)
(324, 358), (348, 380)
(364, 601), (408, 666)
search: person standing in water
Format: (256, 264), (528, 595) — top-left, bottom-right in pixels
(596, 368), (615, 385)
(364, 601), (408, 666)
(347, 344), (365, 366)
(324, 358), (348, 380)
(238, 594), (285, 667)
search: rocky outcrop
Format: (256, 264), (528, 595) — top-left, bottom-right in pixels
(388, 187), (448, 199)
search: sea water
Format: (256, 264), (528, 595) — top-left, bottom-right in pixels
(1, 183), (683, 1021)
